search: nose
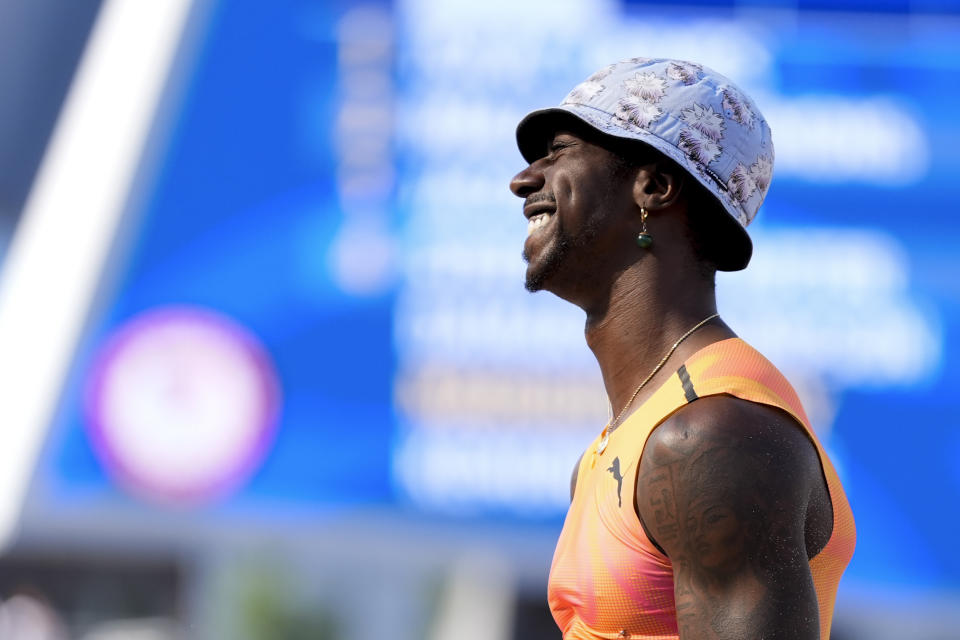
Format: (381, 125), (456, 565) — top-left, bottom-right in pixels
(509, 162), (544, 198)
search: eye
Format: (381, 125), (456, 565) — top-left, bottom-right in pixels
(548, 139), (573, 155)
(705, 512), (728, 525)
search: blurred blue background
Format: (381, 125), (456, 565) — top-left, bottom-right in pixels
(0, 0), (958, 638)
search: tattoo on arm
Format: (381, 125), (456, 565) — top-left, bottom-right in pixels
(636, 399), (820, 639)
(646, 467), (680, 547)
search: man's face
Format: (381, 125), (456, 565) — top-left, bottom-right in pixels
(686, 496), (746, 571)
(509, 130), (631, 294)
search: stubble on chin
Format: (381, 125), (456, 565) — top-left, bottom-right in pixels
(522, 210), (607, 293)
(523, 232), (570, 292)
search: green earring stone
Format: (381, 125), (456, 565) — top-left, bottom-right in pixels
(636, 233), (653, 249)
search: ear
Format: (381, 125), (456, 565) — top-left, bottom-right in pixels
(631, 161), (685, 212)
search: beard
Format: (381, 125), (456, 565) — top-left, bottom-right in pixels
(523, 223), (572, 292)
(520, 181), (615, 293)
(522, 211), (604, 293)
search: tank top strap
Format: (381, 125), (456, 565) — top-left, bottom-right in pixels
(681, 337), (812, 431)
(608, 338), (817, 470)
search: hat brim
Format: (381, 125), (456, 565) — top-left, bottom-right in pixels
(515, 107), (753, 271)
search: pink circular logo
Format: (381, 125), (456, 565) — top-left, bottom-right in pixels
(85, 306), (281, 504)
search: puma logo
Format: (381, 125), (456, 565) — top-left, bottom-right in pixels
(607, 456), (624, 507)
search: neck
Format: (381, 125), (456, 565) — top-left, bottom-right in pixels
(583, 264), (729, 424)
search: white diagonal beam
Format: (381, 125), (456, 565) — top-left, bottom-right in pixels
(0, 0), (197, 550)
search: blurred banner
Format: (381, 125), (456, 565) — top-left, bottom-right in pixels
(0, 0), (958, 638)
(392, 0), (956, 598)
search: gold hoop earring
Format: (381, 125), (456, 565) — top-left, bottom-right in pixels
(636, 207), (653, 249)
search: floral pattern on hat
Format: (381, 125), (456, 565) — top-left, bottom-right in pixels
(750, 154), (772, 192)
(727, 154), (773, 203)
(563, 64), (617, 104)
(564, 79), (605, 104)
(615, 96), (663, 130)
(666, 61), (703, 85)
(588, 64), (617, 83)
(727, 164), (757, 203)
(680, 103), (725, 142)
(678, 128), (722, 165)
(721, 87), (755, 128)
(624, 72), (668, 103)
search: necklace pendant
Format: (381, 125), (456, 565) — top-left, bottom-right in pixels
(597, 431), (609, 455)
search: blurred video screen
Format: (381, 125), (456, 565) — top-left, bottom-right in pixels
(9, 0), (958, 600)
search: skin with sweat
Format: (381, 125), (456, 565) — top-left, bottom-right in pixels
(509, 125), (833, 640)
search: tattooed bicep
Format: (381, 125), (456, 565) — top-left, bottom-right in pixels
(637, 397), (812, 557)
(635, 396), (820, 639)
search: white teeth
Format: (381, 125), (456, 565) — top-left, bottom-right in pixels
(526, 213), (553, 235)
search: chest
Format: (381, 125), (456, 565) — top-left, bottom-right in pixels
(547, 450), (678, 638)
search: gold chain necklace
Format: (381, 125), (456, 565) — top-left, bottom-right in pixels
(596, 313), (719, 455)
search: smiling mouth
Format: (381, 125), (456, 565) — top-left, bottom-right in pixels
(527, 212), (554, 236)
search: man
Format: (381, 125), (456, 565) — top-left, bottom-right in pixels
(508, 58), (855, 639)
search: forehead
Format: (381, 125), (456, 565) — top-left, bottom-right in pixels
(546, 129), (586, 149)
(533, 126), (616, 160)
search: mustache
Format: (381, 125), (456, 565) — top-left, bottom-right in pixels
(524, 192), (557, 208)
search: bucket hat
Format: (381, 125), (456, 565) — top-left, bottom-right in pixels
(516, 57), (774, 271)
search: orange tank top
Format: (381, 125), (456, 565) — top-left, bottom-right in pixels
(547, 338), (856, 639)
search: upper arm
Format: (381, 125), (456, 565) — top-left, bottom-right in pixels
(636, 396), (822, 639)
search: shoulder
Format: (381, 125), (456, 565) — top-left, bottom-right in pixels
(636, 394), (822, 554)
(642, 394), (820, 482)
(635, 394), (824, 638)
